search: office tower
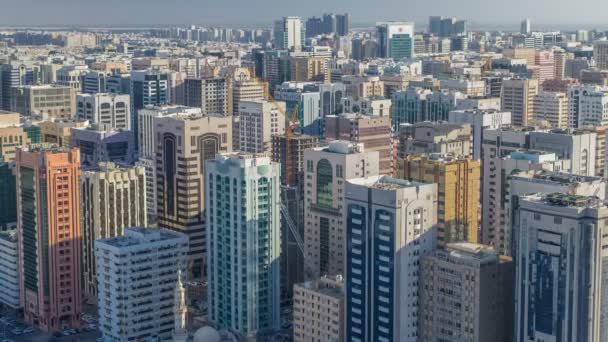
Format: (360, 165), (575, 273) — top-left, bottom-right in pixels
(80, 70), (111, 94)
(450, 35), (468, 51)
(398, 122), (472, 158)
(274, 16), (305, 51)
(533, 91), (569, 128)
(293, 275), (344, 342)
(529, 129), (597, 176)
(501, 78), (539, 126)
(232, 76), (268, 115)
(336, 13), (350, 36)
(289, 56), (329, 82)
(419, 243), (513, 342)
(534, 50), (555, 83)
(391, 87), (466, 128)
(206, 153), (281, 338)
(136, 105), (201, 223)
(56, 65), (88, 91)
(448, 109), (512, 159)
(303, 141), (380, 279)
(262, 50), (291, 89)
(322, 13), (337, 34)
(514, 193), (608, 342)
(429, 16), (442, 35)
(11, 85), (75, 119)
(0, 158), (17, 231)
(274, 82), (321, 135)
(131, 69), (169, 149)
(567, 85), (608, 128)
(76, 93), (131, 130)
(376, 22), (415, 59)
(106, 73), (131, 94)
(319, 83), (346, 117)
(0, 62), (35, 111)
(345, 175), (437, 342)
(155, 112), (232, 279)
(398, 154), (480, 244)
(95, 228), (188, 342)
(305, 17), (323, 37)
(453, 20), (467, 35)
(324, 114), (393, 175)
(594, 40), (608, 70)
(70, 125), (136, 167)
(0, 125), (29, 162)
(520, 18), (531, 34)
(184, 77), (232, 115)
(16, 146), (82, 332)
(80, 163), (147, 298)
(271, 133), (320, 187)
(238, 100), (286, 154)
(0, 230), (19, 309)
(38, 120), (89, 148)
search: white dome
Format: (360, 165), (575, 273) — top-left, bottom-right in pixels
(193, 326), (221, 342)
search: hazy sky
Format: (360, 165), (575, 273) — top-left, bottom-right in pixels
(0, 0), (607, 29)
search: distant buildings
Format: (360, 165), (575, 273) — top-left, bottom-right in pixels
(11, 85), (75, 120)
(397, 121), (472, 158)
(274, 17), (305, 51)
(345, 175), (437, 342)
(376, 22), (415, 59)
(593, 40), (608, 70)
(206, 153), (281, 339)
(95, 228), (188, 342)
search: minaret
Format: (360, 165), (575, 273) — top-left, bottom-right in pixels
(173, 268), (188, 342)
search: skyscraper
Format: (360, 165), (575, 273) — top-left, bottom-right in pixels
(345, 175), (437, 342)
(303, 141), (380, 279)
(593, 40), (608, 70)
(274, 17), (305, 51)
(238, 100), (286, 154)
(376, 22), (415, 59)
(16, 146), (82, 332)
(520, 18), (531, 34)
(155, 112), (232, 279)
(131, 69), (169, 149)
(514, 193), (608, 342)
(419, 243), (513, 342)
(206, 153), (281, 339)
(501, 78), (539, 126)
(80, 162), (147, 298)
(184, 77), (233, 115)
(95, 227), (188, 342)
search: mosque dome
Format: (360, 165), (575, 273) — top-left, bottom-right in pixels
(193, 326), (221, 342)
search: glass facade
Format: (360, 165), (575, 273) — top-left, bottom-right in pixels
(316, 159), (333, 209)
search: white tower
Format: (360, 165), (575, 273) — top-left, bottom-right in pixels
(173, 269), (188, 342)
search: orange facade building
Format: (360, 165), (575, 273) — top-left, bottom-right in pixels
(16, 147), (82, 332)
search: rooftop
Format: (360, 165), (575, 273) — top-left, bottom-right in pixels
(533, 192), (604, 208)
(348, 175), (425, 191)
(99, 227), (186, 248)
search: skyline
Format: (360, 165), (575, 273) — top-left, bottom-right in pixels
(1, 0), (608, 29)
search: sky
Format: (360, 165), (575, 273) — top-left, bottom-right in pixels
(0, 0), (607, 30)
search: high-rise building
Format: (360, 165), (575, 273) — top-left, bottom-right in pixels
(80, 70), (112, 94)
(529, 128), (597, 176)
(501, 78), (539, 126)
(448, 109), (512, 159)
(80, 163), (147, 298)
(70, 125), (136, 168)
(303, 141), (380, 279)
(391, 87), (466, 128)
(271, 133), (320, 187)
(11, 85), (75, 120)
(274, 82), (322, 135)
(533, 91), (569, 128)
(429, 16), (442, 35)
(514, 193), (608, 342)
(155, 112), (232, 279)
(38, 119), (90, 148)
(567, 85), (608, 128)
(397, 121), (472, 159)
(534, 50), (556, 83)
(95, 228), (188, 342)
(0, 62), (36, 111)
(0, 230), (19, 309)
(398, 154), (480, 245)
(0, 125), (30, 162)
(232, 77), (268, 116)
(594, 40), (608, 70)
(76, 93), (131, 130)
(16, 146), (82, 332)
(376, 22), (415, 59)
(419, 243), (513, 342)
(289, 56), (329, 82)
(324, 114), (394, 175)
(520, 18), (531, 34)
(0, 158), (17, 231)
(345, 175), (437, 342)
(238, 100), (286, 154)
(274, 17), (305, 51)
(206, 153), (281, 339)
(336, 13), (350, 36)
(131, 70), (169, 149)
(184, 77), (232, 115)
(293, 275), (344, 342)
